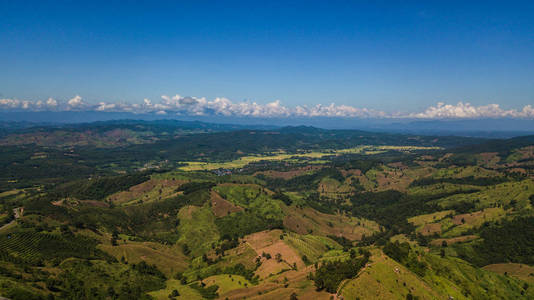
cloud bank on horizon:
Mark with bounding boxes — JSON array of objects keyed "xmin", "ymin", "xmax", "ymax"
[{"xmin": 1, "ymin": 95, "xmax": 533, "ymax": 119}]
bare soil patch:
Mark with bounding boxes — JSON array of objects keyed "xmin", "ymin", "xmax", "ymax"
[
  {"xmin": 109, "ymin": 179, "xmax": 185, "ymax": 204},
  {"xmin": 430, "ymin": 235, "xmax": 478, "ymax": 246},
  {"xmin": 339, "ymin": 169, "xmax": 362, "ymax": 177},
  {"xmin": 420, "ymin": 223, "xmax": 441, "ymax": 236},
  {"xmin": 283, "ymin": 207, "xmax": 378, "ymax": 241},
  {"xmin": 211, "ymin": 191, "xmax": 243, "ymax": 217},
  {"xmin": 255, "ymin": 166, "xmax": 322, "ymax": 179},
  {"xmin": 243, "ymin": 230, "xmax": 304, "ymax": 279},
  {"xmin": 80, "ymin": 200, "xmax": 109, "ymax": 208},
  {"xmin": 483, "ymin": 263, "xmax": 534, "ymax": 284}
]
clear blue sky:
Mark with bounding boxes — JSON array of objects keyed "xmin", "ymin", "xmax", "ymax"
[{"xmin": 1, "ymin": 0, "xmax": 533, "ymax": 112}]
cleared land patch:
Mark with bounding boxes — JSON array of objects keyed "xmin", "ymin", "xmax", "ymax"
[
  {"xmin": 203, "ymin": 274, "xmax": 252, "ymax": 295},
  {"xmin": 178, "ymin": 146, "xmax": 441, "ymax": 171},
  {"xmin": 430, "ymin": 235, "xmax": 478, "ymax": 247},
  {"xmin": 283, "ymin": 206, "xmax": 379, "ymax": 241},
  {"xmin": 210, "ymin": 191, "xmax": 243, "ymax": 217},
  {"xmin": 99, "ymin": 241, "xmax": 189, "ymax": 277},
  {"xmin": 483, "ymin": 263, "xmax": 534, "ymax": 285},
  {"xmin": 254, "ymin": 166, "xmax": 322, "ymax": 179},
  {"xmin": 108, "ymin": 178, "xmax": 185, "ymax": 205},
  {"xmin": 148, "ymin": 279, "xmax": 202, "ymax": 300},
  {"xmin": 243, "ymin": 230, "xmax": 304, "ymax": 279},
  {"xmin": 340, "ymin": 249, "xmax": 441, "ymax": 300},
  {"xmin": 408, "ymin": 210, "xmax": 454, "ymax": 227}
]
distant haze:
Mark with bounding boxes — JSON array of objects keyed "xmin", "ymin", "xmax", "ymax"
[{"xmin": 1, "ymin": 111, "xmax": 533, "ymax": 138}]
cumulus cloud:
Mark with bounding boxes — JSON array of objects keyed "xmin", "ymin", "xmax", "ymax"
[
  {"xmin": 410, "ymin": 102, "xmax": 534, "ymax": 119},
  {"xmin": 46, "ymin": 98, "xmax": 58, "ymax": 107},
  {"xmin": 67, "ymin": 95, "xmax": 84, "ymax": 109},
  {"xmin": 0, "ymin": 94, "xmax": 532, "ymax": 119},
  {"xmin": 96, "ymin": 102, "xmax": 116, "ymax": 111},
  {"xmin": 0, "ymin": 98, "xmax": 23, "ymax": 109}
]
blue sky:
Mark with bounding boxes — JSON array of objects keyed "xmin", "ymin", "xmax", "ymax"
[{"xmin": 1, "ymin": 0, "xmax": 533, "ymax": 118}]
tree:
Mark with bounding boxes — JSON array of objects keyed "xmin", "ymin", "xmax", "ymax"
[
  {"xmin": 107, "ymin": 286, "xmax": 115, "ymax": 297},
  {"xmin": 182, "ymin": 244, "xmax": 191, "ymax": 255}
]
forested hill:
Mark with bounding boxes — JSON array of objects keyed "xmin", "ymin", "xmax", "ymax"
[{"xmin": 0, "ymin": 120, "xmax": 485, "ymax": 149}]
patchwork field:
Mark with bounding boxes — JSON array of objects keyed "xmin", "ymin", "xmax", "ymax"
[
  {"xmin": 178, "ymin": 146, "xmax": 443, "ymax": 171},
  {"xmin": 108, "ymin": 178, "xmax": 185, "ymax": 205},
  {"xmin": 283, "ymin": 206, "xmax": 380, "ymax": 241},
  {"xmin": 243, "ymin": 230, "xmax": 305, "ymax": 279},
  {"xmin": 483, "ymin": 263, "xmax": 534, "ymax": 285},
  {"xmin": 98, "ymin": 241, "xmax": 189, "ymax": 276}
]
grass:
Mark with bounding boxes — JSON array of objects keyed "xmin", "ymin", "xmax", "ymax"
[
  {"xmin": 432, "ymin": 165, "xmax": 501, "ymax": 179},
  {"xmin": 340, "ymin": 249, "xmax": 441, "ymax": 300},
  {"xmin": 178, "ymin": 153, "xmax": 325, "ymax": 171},
  {"xmin": 178, "ymin": 146, "xmax": 442, "ymax": 171},
  {"xmin": 411, "ymin": 207, "xmax": 507, "ymax": 238},
  {"xmin": 341, "ymin": 247, "xmax": 534, "ymax": 300},
  {"xmin": 441, "ymin": 207, "xmax": 506, "ymax": 238},
  {"xmin": 483, "ymin": 263, "xmax": 534, "ymax": 285},
  {"xmin": 407, "ymin": 210, "xmax": 454, "ymax": 227},
  {"xmin": 177, "ymin": 205, "xmax": 219, "ymax": 256},
  {"xmin": 203, "ymin": 274, "xmax": 252, "ymax": 295},
  {"xmin": 283, "ymin": 206, "xmax": 380, "ymax": 241},
  {"xmin": 108, "ymin": 178, "xmax": 184, "ymax": 206},
  {"xmin": 408, "ymin": 182, "xmax": 481, "ymax": 197},
  {"xmin": 182, "ymin": 243, "xmax": 258, "ymax": 281},
  {"xmin": 151, "ymin": 170, "xmax": 218, "ymax": 181},
  {"xmin": 283, "ymin": 233, "xmax": 341, "ymax": 263},
  {"xmin": 320, "ymin": 249, "xmax": 350, "ymax": 262},
  {"xmin": 317, "ymin": 177, "xmax": 351, "ymax": 197},
  {"xmin": 436, "ymin": 179, "xmax": 534, "ymax": 210},
  {"xmin": 0, "ymin": 275, "xmax": 46, "ymax": 299},
  {"xmin": 0, "ymin": 189, "xmax": 24, "ymax": 198},
  {"xmin": 148, "ymin": 279, "xmax": 203, "ymax": 300},
  {"xmin": 98, "ymin": 241, "xmax": 189, "ymax": 277},
  {"xmin": 422, "ymin": 253, "xmax": 533, "ymax": 299},
  {"xmin": 214, "ymin": 184, "xmax": 285, "ymax": 220}
]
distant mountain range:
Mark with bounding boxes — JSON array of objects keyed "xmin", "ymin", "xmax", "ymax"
[{"xmin": 1, "ymin": 111, "xmax": 533, "ymax": 138}]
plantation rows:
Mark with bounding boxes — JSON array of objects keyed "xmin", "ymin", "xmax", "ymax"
[{"xmin": 0, "ymin": 231, "xmax": 100, "ymax": 264}]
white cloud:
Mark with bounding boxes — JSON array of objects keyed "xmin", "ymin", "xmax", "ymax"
[
  {"xmin": 46, "ymin": 98, "xmax": 58, "ymax": 107},
  {"xmin": 0, "ymin": 94, "xmax": 532, "ymax": 119},
  {"xmin": 0, "ymin": 99, "xmax": 23, "ymax": 109},
  {"xmin": 96, "ymin": 102, "xmax": 116, "ymax": 111},
  {"xmin": 410, "ymin": 102, "xmax": 534, "ymax": 119},
  {"xmin": 67, "ymin": 95, "xmax": 84, "ymax": 108}
]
